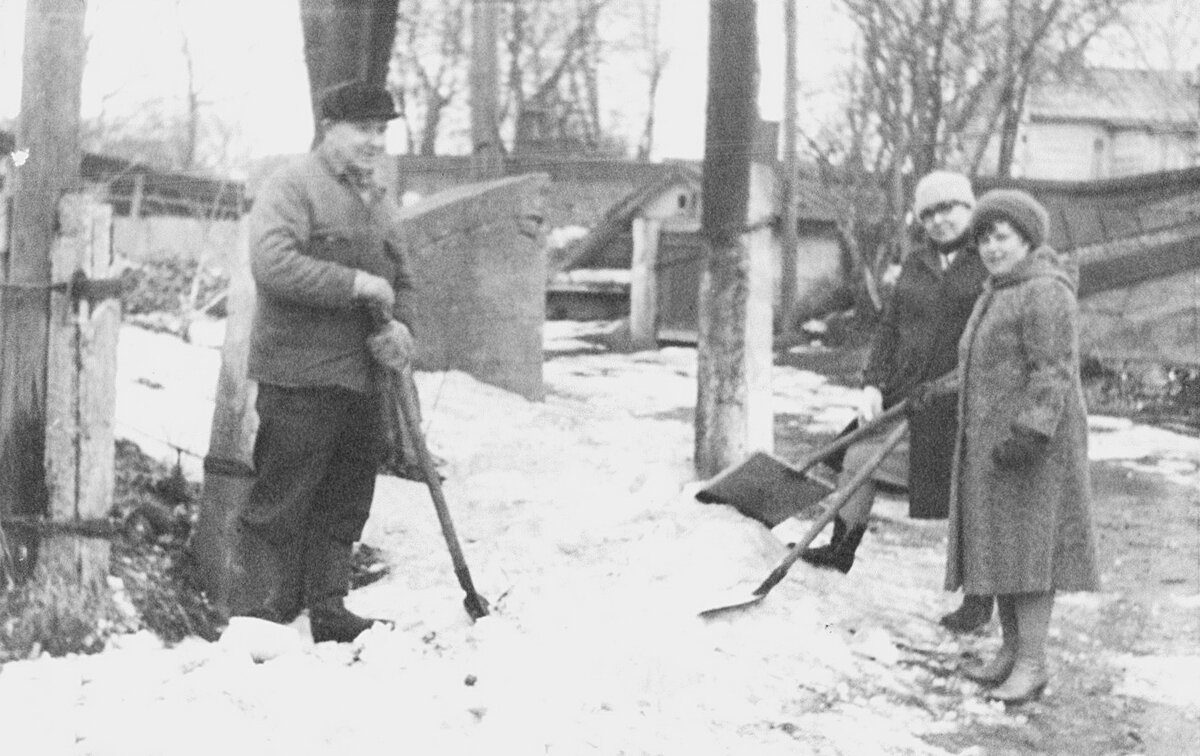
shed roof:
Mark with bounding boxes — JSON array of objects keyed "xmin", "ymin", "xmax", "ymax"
[
  {"xmin": 1027, "ymin": 67, "xmax": 1200, "ymax": 130},
  {"xmin": 0, "ymin": 129, "xmax": 246, "ymax": 219}
]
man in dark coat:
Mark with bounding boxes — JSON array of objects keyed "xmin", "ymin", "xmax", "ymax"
[
  {"xmin": 228, "ymin": 81, "xmax": 417, "ymax": 643},
  {"xmin": 800, "ymin": 170, "xmax": 994, "ymax": 633}
]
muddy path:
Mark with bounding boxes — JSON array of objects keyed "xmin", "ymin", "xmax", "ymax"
[
  {"xmin": 775, "ymin": 402, "xmax": 1200, "ymax": 755},
  {"xmin": 921, "ymin": 462, "xmax": 1200, "ymax": 755}
]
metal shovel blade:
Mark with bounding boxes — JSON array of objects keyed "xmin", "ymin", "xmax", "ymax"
[
  {"xmin": 697, "ymin": 422, "xmax": 909, "ymax": 618},
  {"xmin": 697, "ymin": 587, "xmax": 767, "ymax": 617},
  {"xmin": 696, "ymin": 451, "xmax": 835, "ymax": 527}
]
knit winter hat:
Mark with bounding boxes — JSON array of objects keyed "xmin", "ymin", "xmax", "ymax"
[
  {"xmin": 971, "ymin": 189, "xmax": 1050, "ymax": 248},
  {"xmin": 912, "ymin": 170, "xmax": 975, "ymax": 218}
]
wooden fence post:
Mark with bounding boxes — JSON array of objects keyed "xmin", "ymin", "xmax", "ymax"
[
  {"xmin": 42, "ymin": 191, "xmax": 117, "ymax": 587},
  {"xmin": 629, "ymin": 216, "xmax": 661, "ymax": 349}
]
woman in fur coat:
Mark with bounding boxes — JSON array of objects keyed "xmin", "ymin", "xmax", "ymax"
[{"xmin": 918, "ymin": 189, "xmax": 1099, "ymax": 704}]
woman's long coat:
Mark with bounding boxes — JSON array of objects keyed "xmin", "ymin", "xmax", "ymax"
[
  {"xmin": 946, "ymin": 248, "xmax": 1099, "ymax": 594},
  {"xmin": 858, "ymin": 239, "xmax": 988, "ymax": 518}
]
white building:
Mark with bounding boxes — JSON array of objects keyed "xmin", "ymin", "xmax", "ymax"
[{"xmin": 1013, "ymin": 68, "xmax": 1200, "ymax": 180}]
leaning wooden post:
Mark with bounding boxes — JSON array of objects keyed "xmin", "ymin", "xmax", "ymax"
[
  {"xmin": 189, "ymin": 220, "xmax": 256, "ymax": 611},
  {"xmin": 629, "ymin": 216, "xmax": 661, "ymax": 349},
  {"xmin": 42, "ymin": 192, "xmax": 118, "ymax": 586}
]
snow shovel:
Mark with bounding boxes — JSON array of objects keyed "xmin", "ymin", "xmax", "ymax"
[
  {"xmin": 373, "ymin": 314, "xmax": 490, "ymax": 620},
  {"xmin": 698, "ymin": 419, "xmax": 909, "ymax": 618},
  {"xmin": 695, "ymin": 400, "xmax": 909, "ymax": 528}
]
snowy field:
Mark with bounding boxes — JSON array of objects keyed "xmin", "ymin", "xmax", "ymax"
[{"xmin": 1, "ymin": 319, "xmax": 1197, "ymax": 755}]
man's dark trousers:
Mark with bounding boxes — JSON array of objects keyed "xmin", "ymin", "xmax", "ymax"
[{"xmin": 229, "ymin": 383, "xmax": 384, "ymax": 622}]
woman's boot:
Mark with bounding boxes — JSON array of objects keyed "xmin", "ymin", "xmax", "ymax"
[
  {"xmin": 963, "ymin": 595, "xmax": 1016, "ymax": 685},
  {"xmin": 799, "ymin": 481, "xmax": 873, "ymax": 574},
  {"xmin": 940, "ymin": 593, "xmax": 995, "ymax": 633},
  {"xmin": 987, "ymin": 591, "xmax": 1053, "ymax": 704},
  {"xmin": 799, "ymin": 516, "xmax": 867, "ymax": 574}
]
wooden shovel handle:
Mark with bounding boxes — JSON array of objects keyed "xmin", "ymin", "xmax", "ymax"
[
  {"xmin": 787, "ymin": 401, "xmax": 908, "ymax": 475},
  {"xmin": 788, "ymin": 370, "xmax": 956, "ymax": 476},
  {"xmin": 754, "ymin": 420, "xmax": 910, "ymax": 596}
]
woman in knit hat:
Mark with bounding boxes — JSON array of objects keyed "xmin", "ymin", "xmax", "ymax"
[
  {"xmin": 933, "ymin": 189, "xmax": 1099, "ymax": 703},
  {"xmin": 800, "ymin": 169, "xmax": 994, "ymax": 634}
]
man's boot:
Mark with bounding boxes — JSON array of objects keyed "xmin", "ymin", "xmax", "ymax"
[
  {"xmin": 305, "ymin": 538, "xmax": 388, "ymax": 643},
  {"xmin": 799, "ymin": 517, "xmax": 867, "ymax": 574},
  {"xmin": 940, "ymin": 594, "xmax": 994, "ymax": 633},
  {"xmin": 226, "ymin": 524, "xmax": 303, "ymax": 624}
]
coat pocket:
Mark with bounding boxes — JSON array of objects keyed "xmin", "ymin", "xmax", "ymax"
[{"xmin": 307, "ymin": 232, "xmax": 353, "ymax": 262}]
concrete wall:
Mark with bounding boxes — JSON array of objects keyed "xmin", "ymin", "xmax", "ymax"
[
  {"xmin": 401, "ymin": 174, "xmax": 550, "ymax": 400},
  {"xmin": 113, "ymin": 216, "xmax": 240, "ymax": 266}
]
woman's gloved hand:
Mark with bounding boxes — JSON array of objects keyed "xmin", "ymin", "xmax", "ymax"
[
  {"xmin": 856, "ymin": 385, "xmax": 884, "ymax": 424},
  {"xmin": 991, "ymin": 428, "xmax": 1050, "ymax": 469}
]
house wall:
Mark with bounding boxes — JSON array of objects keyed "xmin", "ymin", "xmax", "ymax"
[
  {"xmin": 1017, "ymin": 122, "xmax": 1106, "ymax": 180},
  {"xmin": 641, "ymin": 181, "xmax": 700, "ymax": 223},
  {"xmin": 1018, "ymin": 121, "xmax": 1200, "ymax": 181}
]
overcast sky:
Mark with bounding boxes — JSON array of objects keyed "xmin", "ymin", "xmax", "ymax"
[
  {"xmin": 0, "ymin": 0, "xmax": 854, "ymax": 167},
  {"xmin": 0, "ymin": 0, "xmax": 1193, "ymax": 170}
]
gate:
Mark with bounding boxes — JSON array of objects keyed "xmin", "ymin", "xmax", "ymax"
[{"xmin": 654, "ymin": 230, "xmax": 704, "ymax": 343}]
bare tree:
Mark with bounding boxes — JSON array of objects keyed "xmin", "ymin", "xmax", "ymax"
[
  {"xmin": 503, "ymin": 0, "xmax": 619, "ymax": 155},
  {"xmin": 1095, "ymin": 0, "xmax": 1200, "ymax": 70},
  {"xmin": 386, "ymin": 0, "xmax": 632, "ymax": 156},
  {"xmin": 620, "ymin": 0, "xmax": 671, "ymax": 160},
  {"xmin": 803, "ymin": 0, "xmax": 1138, "ymax": 312},
  {"xmin": 393, "ymin": 0, "xmax": 470, "ymax": 155}
]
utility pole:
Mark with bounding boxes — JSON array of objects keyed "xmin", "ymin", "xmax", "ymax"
[
  {"xmin": 1, "ymin": 0, "xmax": 88, "ymax": 580},
  {"xmin": 779, "ymin": 0, "xmax": 799, "ymax": 338},
  {"xmin": 695, "ymin": 0, "xmax": 771, "ymax": 478},
  {"xmin": 471, "ymin": 0, "xmax": 504, "ymax": 179}
]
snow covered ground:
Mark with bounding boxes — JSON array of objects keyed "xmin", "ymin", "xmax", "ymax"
[{"xmin": 2, "ymin": 319, "xmax": 1197, "ymax": 755}]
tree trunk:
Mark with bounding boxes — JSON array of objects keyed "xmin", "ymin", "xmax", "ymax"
[
  {"xmin": 695, "ymin": 0, "xmax": 767, "ymax": 479},
  {"xmin": 0, "ymin": 0, "xmax": 87, "ymax": 583},
  {"xmin": 470, "ymin": 0, "xmax": 504, "ymax": 178},
  {"xmin": 300, "ymin": 0, "xmax": 400, "ymax": 145},
  {"xmin": 778, "ymin": 0, "xmax": 799, "ymax": 337},
  {"xmin": 996, "ymin": 80, "xmax": 1028, "ymax": 178}
]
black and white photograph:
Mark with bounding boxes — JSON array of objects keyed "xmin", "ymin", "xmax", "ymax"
[{"xmin": 0, "ymin": 0, "xmax": 1197, "ymax": 753}]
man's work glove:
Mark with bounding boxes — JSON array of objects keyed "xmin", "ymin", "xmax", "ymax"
[
  {"xmin": 855, "ymin": 385, "xmax": 884, "ymax": 424},
  {"xmin": 353, "ymin": 271, "xmax": 395, "ymax": 311},
  {"xmin": 991, "ymin": 428, "xmax": 1050, "ymax": 470},
  {"xmin": 368, "ymin": 320, "xmax": 414, "ymax": 372}
]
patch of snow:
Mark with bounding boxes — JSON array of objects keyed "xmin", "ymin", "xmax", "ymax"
[
  {"xmin": 7, "ymin": 320, "xmax": 1197, "ymax": 753},
  {"xmin": 1112, "ymin": 654, "xmax": 1200, "ymax": 710},
  {"xmin": 546, "ymin": 224, "xmax": 589, "ymax": 250}
]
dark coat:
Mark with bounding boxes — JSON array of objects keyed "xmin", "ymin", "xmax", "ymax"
[
  {"xmin": 946, "ymin": 248, "xmax": 1099, "ymax": 594},
  {"xmin": 248, "ymin": 149, "xmax": 416, "ymax": 395},
  {"xmin": 861, "ymin": 238, "xmax": 989, "ymax": 518}
]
